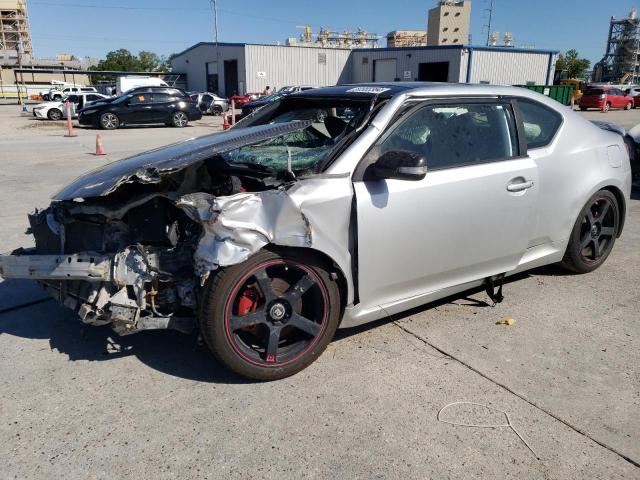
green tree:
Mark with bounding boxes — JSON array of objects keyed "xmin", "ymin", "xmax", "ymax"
[
  {"xmin": 556, "ymin": 49, "xmax": 591, "ymax": 79},
  {"xmin": 138, "ymin": 51, "xmax": 162, "ymax": 71},
  {"xmin": 93, "ymin": 48, "xmax": 141, "ymax": 71},
  {"xmin": 160, "ymin": 53, "xmax": 178, "ymax": 72}
]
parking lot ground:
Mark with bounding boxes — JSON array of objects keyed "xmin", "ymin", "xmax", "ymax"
[
  {"xmin": 1, "ymin": 104, "xmax": 639, "ymax": 479},
  {"xmin": 579, "ymin": 107, "xmax": 640, "ymax": 131}
]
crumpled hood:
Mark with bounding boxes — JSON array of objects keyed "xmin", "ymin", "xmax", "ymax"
[{"xmin": 53, "ymin": 120, "xmax": 312, "ymax": 201}]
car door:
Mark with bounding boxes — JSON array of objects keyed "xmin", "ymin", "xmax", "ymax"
[
  {"xmin": 201, "ymin": 94, "xmax": 214, "ymax": 113},
  {"xmin": 354, "ymin": 99, "xmax": 538, "ymax": 308},
  {"xmin": 125, "ymin": 92, "xmax": 154, "ymax": 123},
  {"xmin": 66, "ymin": 95, "xmax": 79, "ymax": 117},
  {"xmin": 609, "ymin": 89, "xmax": 621, "ymax": 108},
  {"xmin": 149, "ymin": 93, "xmax": 174, "ymax": 122}
]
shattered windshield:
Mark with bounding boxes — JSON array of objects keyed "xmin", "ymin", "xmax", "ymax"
[{"xmin": 222, "ymin": 100, "xmax": 369, "ymax": 175}]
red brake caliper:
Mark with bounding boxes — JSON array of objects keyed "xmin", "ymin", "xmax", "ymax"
[{"xmin": 237, "ymin": 286, "xmax": 259, "ymax": 316}]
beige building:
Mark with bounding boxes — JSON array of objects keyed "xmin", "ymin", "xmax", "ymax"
[
  {"xmin": 427, "ymin": 0, "xmax": 471, "ymax": 46},
  {"xmin": 0, "ymin": 0, "xmax": 32, "ymax": 62},
  {"xmin": 386, "ymin": 30, "xmax": 428, "ymax": 48}
]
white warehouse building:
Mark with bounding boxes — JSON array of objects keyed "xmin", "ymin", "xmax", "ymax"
[{"xmin": 171, "ymin": 42, "xmax": 557, "ymax": 96}]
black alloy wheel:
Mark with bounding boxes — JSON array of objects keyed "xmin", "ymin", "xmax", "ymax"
[
  {"xmin": 562, "ymin": 190, "xmax": 619, "ymax": 273},
  {"xmin": 200, "ymin": 249, "xmax": 341, "ymax": 380}
]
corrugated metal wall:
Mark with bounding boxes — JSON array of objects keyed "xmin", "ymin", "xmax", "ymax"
[
  {"xmin": 244, "ymin": 45, "xmax": 352, "ymax": 92},
  {"xmin": 171, "ymin": 43, "xmax": 246, "ymax": 95},
  {"xmin": 350, "ymin": 48, "xmax": 464, "ymax": 83},
  {"xmin": 468, "ymin": 50, "xmax": 553, "ymax": 85},
  {"xmin": 171, "ymin": 43, "xmax": 557, "ymax": 94}
]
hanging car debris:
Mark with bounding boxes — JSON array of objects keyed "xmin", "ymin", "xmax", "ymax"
[{"xmin": 0, "ymin": 83, "xmax": 632, "ymax": 380}]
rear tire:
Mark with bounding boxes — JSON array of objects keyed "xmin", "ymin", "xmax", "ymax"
[
  {"xmin": 171, "ymin": 111, "xmax": 189, "ymax": 127},
  {"xmin": 603, "ymin": 102, "xmax": 611, "ymax": 112},
  {"xmin": 579, "ymin": 107, "xmax": 587, "ymax": 111},
  {"xmin": 561, "ymin": 190, "xmax": 619, "ymax": 274},
  {"xmin": 47, "ymin": 108, "xmax": 62, "ymax": 120},
  {"xmin": 199, "ymin": 248, "xmax": 341, "ymax": 381},
  {"xmin": 625, "ymin": 101, "xmax": 633, "ymax": 110}
]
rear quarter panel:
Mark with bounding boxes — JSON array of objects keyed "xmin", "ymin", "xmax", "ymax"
[{"xmin": 529, "ymin": 109, "xmax": 631, "ymax": 254}]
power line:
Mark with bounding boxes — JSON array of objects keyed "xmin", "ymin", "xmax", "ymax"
[{"xmin": 29, "ymin": 1, "xmax": 327, "ymax": 27}]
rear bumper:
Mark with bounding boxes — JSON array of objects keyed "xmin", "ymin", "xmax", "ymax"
[
  {"xmin": 188, "ymin": 110, "xmax": 203, "ymax": 121},
  {"xmin": 579, "ymin": 100, "xmax": 604, "ymax": 109}
]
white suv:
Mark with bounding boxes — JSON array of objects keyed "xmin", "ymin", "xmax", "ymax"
[{"xmin": 47, "ymin": 86, "xmax": 98, "ymax": 101}]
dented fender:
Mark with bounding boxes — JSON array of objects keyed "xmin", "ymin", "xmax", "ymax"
[{"xmin": 176, "ymin": 175, "xmax": 356, "ymax": 304}]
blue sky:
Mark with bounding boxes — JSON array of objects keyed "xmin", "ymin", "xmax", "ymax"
[{"xmin": 28, "ymin": 0, "xmax": 635, "ymax": 65}]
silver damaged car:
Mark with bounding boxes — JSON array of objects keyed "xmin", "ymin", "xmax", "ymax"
[{"xmin": 0, "ymin": 83, "xmax": 632, "ymax": 380}]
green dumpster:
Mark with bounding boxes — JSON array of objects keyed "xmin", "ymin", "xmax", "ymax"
[{"xmin": 514, "ymin": 84, "xmax": 575, "ymax": 106}]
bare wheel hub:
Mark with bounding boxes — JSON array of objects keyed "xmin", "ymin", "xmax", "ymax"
[{"xmin": 268, "ymin": 301, "xmax": 289, "ymax": 323}]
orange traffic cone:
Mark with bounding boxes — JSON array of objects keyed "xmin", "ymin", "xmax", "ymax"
[
  {"xmin": 94, "ymin": 134, "xmax": 106, "ymax": 155},
  {"xmin": 223, "ymin": 115, "xmax": 230, "ymax": 130}
]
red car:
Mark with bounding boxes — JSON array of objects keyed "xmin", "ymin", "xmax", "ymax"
[
  {"xmin": 230, "ymin": 92, "xmax": 263, "ymax": 106},
  {"xmin": 579, "ymin": 86, "xmax": 633, "ymax": 112}
]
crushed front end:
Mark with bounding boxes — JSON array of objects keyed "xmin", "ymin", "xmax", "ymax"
[
  {"xmin": 0, "ymin": 121, "xmax": 324, "ymax": 335},
  {"xmin": 2, "ymin": 195, "xmax": 202, "ymax": 335}
]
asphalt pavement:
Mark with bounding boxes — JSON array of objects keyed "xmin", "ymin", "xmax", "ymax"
[{"xmin": 0, "ymin": 104, "xmax": 639, "ymax": 479}]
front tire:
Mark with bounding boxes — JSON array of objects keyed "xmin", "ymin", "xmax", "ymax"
[
  {"xmin": 171, "ymin": 111, "xmax": 189, "ymax": 127},
  {"xmin": 562, "ymin": 190, "xmax": 620, "ymax": 273},
  {"xmin": 579, "ymin": 106, "xmax": 587, "ymax": 111},
  {"xmin": 603, "ymin": 102, "xmax": 611, "ymax": 112},
  {"xmin": 99, "ymin": 112, "xmax": 119, "ymax": 130},
  {"xmin": 625, "ymin": 101, "xmax": 633, "ymax": 110},
  {"xmin": 199, "ymin": 249, "xmax": 341, "ymax": 381},
  {"xmin": 47, "ymin": 108, "xmax": 62, "ymax": 120}
]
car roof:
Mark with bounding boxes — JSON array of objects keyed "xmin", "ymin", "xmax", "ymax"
[
  {"xmin": 294, "ymin": 83, "xmax": 418, "ymax": 99},
  {"xmin": 127, "ymin": 86, "xmax": 183, "ymax": 92},
  {"xmin": 286, "ymin": 82, "xmax": 575, "ymax": 115}
]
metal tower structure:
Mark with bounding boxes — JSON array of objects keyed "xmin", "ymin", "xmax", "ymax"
[
  {"xmin": 593, "ymin": 8, "xmax": 640, "ymax": 84},
  {"xmin": 0, "ymin": 0, "xmax": 32, "ymax": 60}
]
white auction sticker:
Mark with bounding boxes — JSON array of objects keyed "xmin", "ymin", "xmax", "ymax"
[{"xmin": 345, "ymin": 87, "xmax": 391, "ymax": 94}]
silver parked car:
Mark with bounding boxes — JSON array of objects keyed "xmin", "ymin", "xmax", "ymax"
[
  {"xmin": 0, "ymin": 83, "xmax": 632, "ymax": 380},
  {"xmin": 188, "ymin": 91, "xmax": 229, "ymax": 115}
]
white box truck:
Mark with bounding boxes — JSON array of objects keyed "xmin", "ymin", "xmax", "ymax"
[{"xmin": 116, "ymin": 76, "xmax": 168, "ymax": 95}]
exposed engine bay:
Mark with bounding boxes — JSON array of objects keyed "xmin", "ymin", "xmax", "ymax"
[{"xmin": 16, "ymin": 161, "xmax": 281, "ymax": 334}]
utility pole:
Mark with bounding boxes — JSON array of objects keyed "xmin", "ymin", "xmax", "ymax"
[
  {"xmin": 485, "ymin": 0, "xmax": 494, "ymax": 46},
  {"xmin": 209, "ymin": 0, "xmax": 220, "ymax": 94},
  {"xmin": 210, "ymin": 0, "xmax": 219, "ymax": 44},
  {"xmin": 16, "ymin": 35, "xmax": 24, "ymax": 106}
]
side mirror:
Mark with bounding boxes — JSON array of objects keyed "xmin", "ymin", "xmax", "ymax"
[{"xmin": 372, "ymin": 150, "xmax": 427, "ymax": 181}]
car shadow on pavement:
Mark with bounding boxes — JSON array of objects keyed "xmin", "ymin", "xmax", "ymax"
[
  {"xmin": 0, "ymin": 261, "xmax": 602, "ymax": 382},
  {"xmin": 0, "ymin": 282, "xmax": 250, "ymax": 385},
  {"xmin": 335, "ymin": 269, "xmax": 551, "ymax": 341}
]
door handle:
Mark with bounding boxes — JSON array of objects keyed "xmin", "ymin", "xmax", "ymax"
[{"xmin": 506, "ymin": 180, "xmax": 534, "ymax": 192}]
